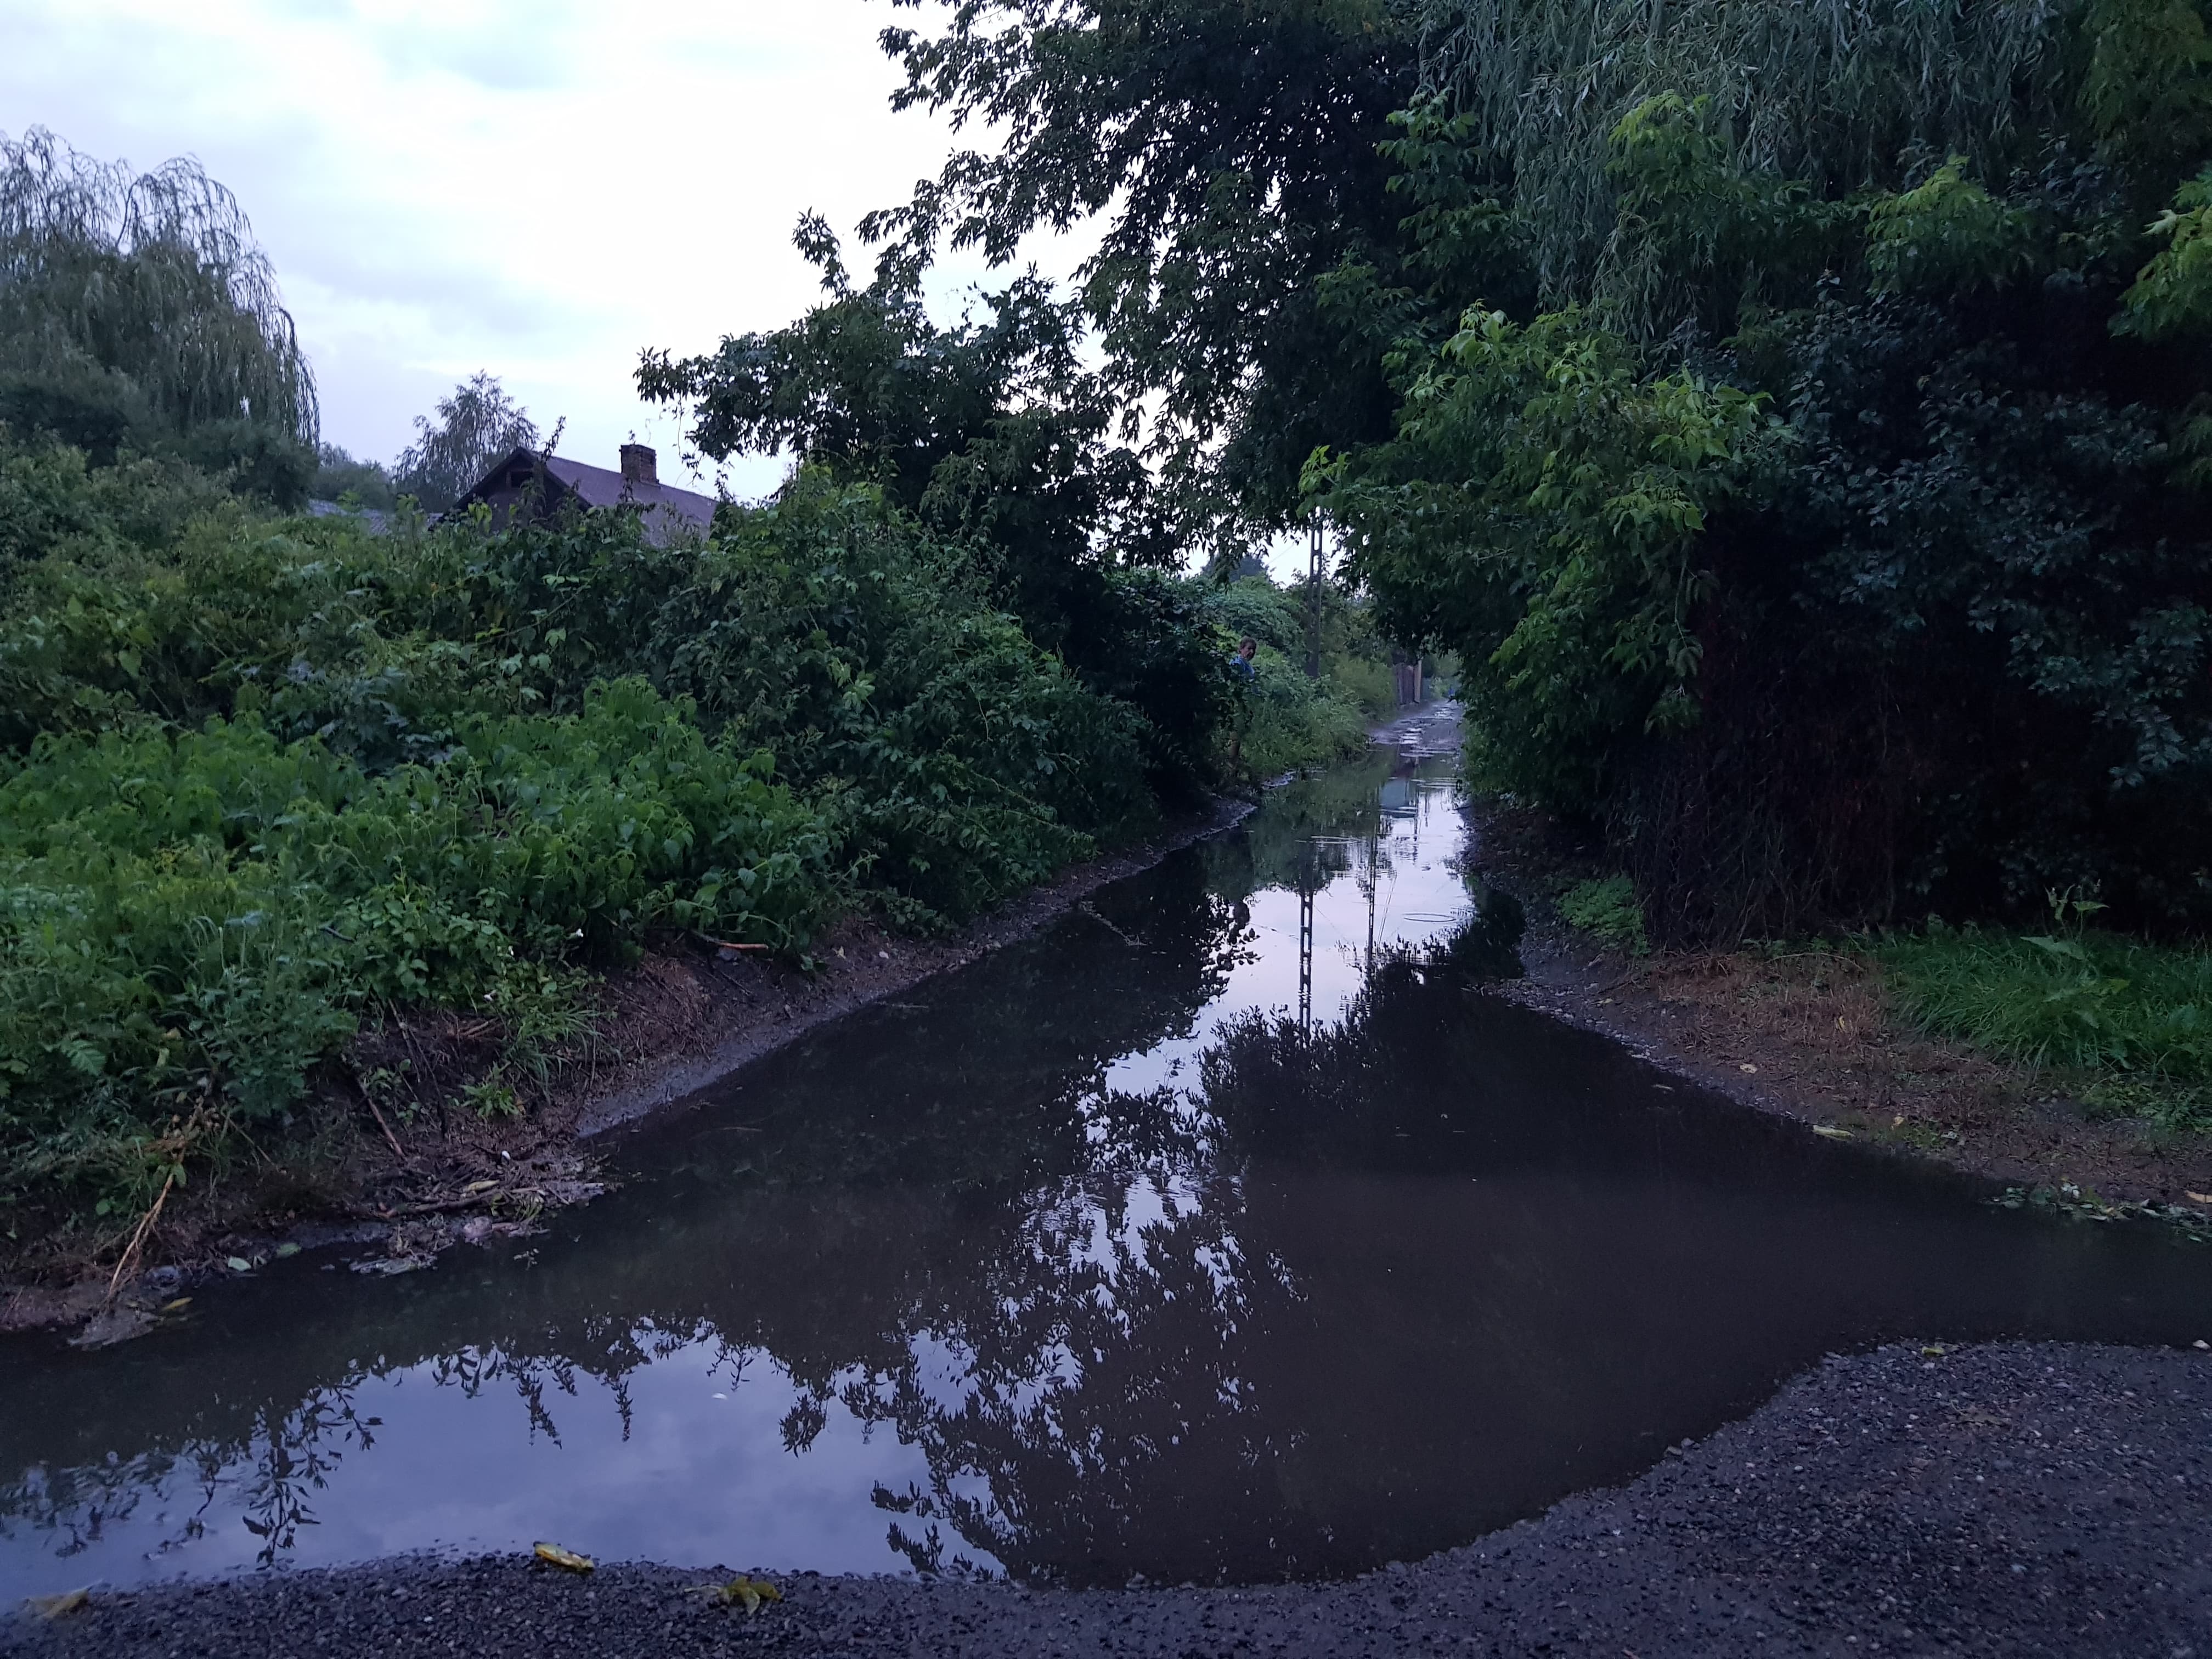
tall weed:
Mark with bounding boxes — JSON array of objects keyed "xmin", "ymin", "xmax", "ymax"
[
  {"xmin": 0, "ymin": 682, "xmax": 834, "ymax": 1207},
  {"xmin": 0, "ymin": 439, "xmax": 1396, "ymax": 1228},
  {"xmin": 1881, "ymin": 922, "xmax": 2212, "ymax": 1128}
]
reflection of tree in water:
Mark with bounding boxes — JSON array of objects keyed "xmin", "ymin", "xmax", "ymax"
[
  {"xmin": 17, "ymin": 895, "xmax": 2208, "ymax": 1588},
  {"xmin": 0, "ymin": 860, "xmax": 1525, "ymax": 1588},
  {"xmin": 233, "ymin": 1384, "xmax": 381, "ymax": 1561},
  {"xmin": 800, "ymin": 931, "xmax": 1522, "ymax": 1587},
  {"xmin": 1210, "ymin": 745, "xmax": 1399, "ymax": 900},
  {"xmin": 0, "ymin": 1381, "xmax": 383, "ymax": 1570},
  {"xmin": 0, "ymin": 1311, "xmax": 723, "ymax": 1572}
]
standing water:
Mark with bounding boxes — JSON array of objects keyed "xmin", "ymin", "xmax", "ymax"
[{"xmin": 3, "ymin": 708, "xmax": 2209, "ymax": 1597}]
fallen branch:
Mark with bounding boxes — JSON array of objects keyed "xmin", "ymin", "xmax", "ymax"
[
  {"xmin": 378, "ymin": 1193, "xmax": 505, "ymax": 1218},
  {"xmin": 105, "ymin": 1169, "xmax": 176, "ymax": 1303},
  {"xmin": 362, "ymin": 1093, "xmax": 407, "ymax": 1162},
  {"xmin": 690, "ymin": 929, "xmax": 769, "ymax": 954}
]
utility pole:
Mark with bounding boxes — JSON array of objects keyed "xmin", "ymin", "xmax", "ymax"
[
  {"xmin": 1364, "ymin": 827, "xmax": 1378, "ymax": 973},
  {"xmin": 1305, "ymin": 514, "xmax": 1324, "ymax": 680},
  {"xmin": 1297, "ymin": 876, "xmax": 1316, "ymax": 1041}
]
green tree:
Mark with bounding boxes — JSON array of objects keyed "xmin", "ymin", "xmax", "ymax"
[
  {"xmin": 640, "ymin": 218, "xmax": 1231, "ymax": 791},
  {"xmin": 311, "ymin": 443, "xmax": 398, "ymax": 510},
  {"xmin": 393, "ymin": 372, "xmax": 537, "ymax": 510},
  {"xmin": 0, "ymin": 127, "xmax": 317, "ymax": 503},
  {"xmin": 862, "ymin": 0, "xmax": 1425, "ymax": 537},
  {"xmin": 1322, "ymin": 0, "xmax": 2212, "ymax": 939}
]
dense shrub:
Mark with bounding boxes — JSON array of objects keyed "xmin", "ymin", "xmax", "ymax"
[
  {"xmin": 0, "ymin": 441, "xmax": 1255, "ymax": 1224},
  {"xmin": 0, "ymin": 681, "xmax": 833, "ymax": 1206},
  {"xmin": 1230, "ymin": 651, "xmax": 1374, "ymax": 780},
  {"xmin": 1323, "ymin": 0, "xmax": 2212, "ymax": 941},
  {"xmin": 1208, "ymin": 574, "xmax": 1405, "ymax": 778}
]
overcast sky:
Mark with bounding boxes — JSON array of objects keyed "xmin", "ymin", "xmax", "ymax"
[{"xmin": 1, "ymin": 0, "xmax": 1081, "ymax": 499}]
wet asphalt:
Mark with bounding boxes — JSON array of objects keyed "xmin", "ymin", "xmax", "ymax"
[{"xmin": 6, "ymin": 1340, "xmax": 2207, "ymax": 1657}]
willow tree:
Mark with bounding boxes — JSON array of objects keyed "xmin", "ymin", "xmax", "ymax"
[
  {"xmin": 1413, "ymin": 0, "xmax": 2079, "ymax": 322},
  {"xmin": 392, "ymin": 372, "xmax": 537, "ymax": 510},
  {"xmin": 1322, "ymin": 0, "xmax": 2212, "ymax": 939},
  {"xmin": 0, "ymin": 128, "xmax": 317, "ymax": 498}
]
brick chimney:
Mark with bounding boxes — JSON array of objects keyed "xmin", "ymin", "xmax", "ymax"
[{"xmin": 619, "ymin": 443, "xmax": 658, "ymax": 488}]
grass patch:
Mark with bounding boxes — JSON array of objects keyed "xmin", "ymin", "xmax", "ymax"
[
  {"xmin": 1558, "ymin": 874, "xmax": 1650, "ymax": 956},
  {"xmin": 1880, "ymin": 920, "xmax": 2212, "ymax": 1131}
]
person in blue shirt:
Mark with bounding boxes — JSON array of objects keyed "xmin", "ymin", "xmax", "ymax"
[{"xmin": 1229, "ymin": 636, "xmax": 1258, "ymax": 680}]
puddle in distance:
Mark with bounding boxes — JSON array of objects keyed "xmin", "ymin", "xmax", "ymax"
[{"xmin": 4, "ymin": 718, "xmax": 2211, "ymax": 1599}]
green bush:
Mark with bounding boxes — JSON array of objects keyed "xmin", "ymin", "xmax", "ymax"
[
  {"xmin": 1229, "ymin": 648, "xmax": 1374, "ymax": 780},
  {"xmin": 1207, "ymin": 574, "xmax": 1406, "ymax": 781},
  {"xmin": 0, "ymin": 440, "xmax": 1224, "ymax": 1227},
  {"xmin": 0, "ymin": 681, "xmax": 835, "ymax": 1206}
]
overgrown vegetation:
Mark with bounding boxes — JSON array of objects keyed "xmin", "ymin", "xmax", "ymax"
[
  {"xmin": 0, "ymin": 406, "xmax": 1405, "ymax": 1243},
  {"xmin": 1882, "ymin": 903, "xmax": 2212, "ymax": 1131},
  {"xmin": 0, "ymin": 117, "xmax": 1432, "ymax": 1251},
  {"xmin": 862, "ymin": 0, "xmax": 2212, "ymax": 952},
  {"xmin": 1208, "ymin": 575, "xmax": 1400, "ymax": 778}
]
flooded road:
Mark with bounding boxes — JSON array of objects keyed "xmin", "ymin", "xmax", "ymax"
[{"xmin": 4, "ymin": 713, "xmax": 2209, "ymax": 1599}]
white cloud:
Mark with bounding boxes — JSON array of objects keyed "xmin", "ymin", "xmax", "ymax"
[{"xmin": 1, "ymin": 0, "xmax": 1084, "ymax": 497}]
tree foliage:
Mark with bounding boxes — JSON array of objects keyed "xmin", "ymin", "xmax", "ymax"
[
  {"xmin": 311, "ymin": 442, "xmax": 399, "ymax": 510},
  {"xmin": 862, "ymin": 0, "xmax": 1425, "ymax": 531},
  {"xmin": 639, "ymin": 221, "xmax": 1232, "ymax": 792},
  {"xmin": 0, "ymin": 128, "xmax": 317, "ymax": 502},
  {"xmin": 393, "ymin": 371, "xmax": 537, "ymax": 510},
  {"xmin": 1314, "ymin": 0, "xmax": 2212, "ymax": 940}
]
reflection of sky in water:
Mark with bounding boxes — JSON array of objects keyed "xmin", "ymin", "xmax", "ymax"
[
  {"xmin": 3, "ymin": 1341, "xmax": 951, "ymax": 1591},
  {"xmin": 0, "ymin": 752, "xmax": 1464, "ymax": 1599},
  {"xmin": 1103, "ymin": 769, "xmax": 1466, "ymax": 1098},
  {"xmin": 13, "ymin": 724, "xmax": 2206, "ymax": 1600}
]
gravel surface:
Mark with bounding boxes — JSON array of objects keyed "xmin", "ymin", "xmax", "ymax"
[{"xmin": 8, "ymin": 1341, "xmax": 2208, "ymax": 1657}]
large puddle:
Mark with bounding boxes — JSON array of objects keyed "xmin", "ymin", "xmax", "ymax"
[{"xmin": 4, "ymin": 715, "xmax": 2210, "ymax": 1599}]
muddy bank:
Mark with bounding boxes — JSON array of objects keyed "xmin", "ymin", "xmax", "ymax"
[
  {"xmin": 1463, "ymin": 799, "xmax": 2212, "ymax": 1210},
  {"xmin": 0, "ymin": 793, "xmax": 1254, "ymax": 1338},
  {"xmin": 7, "ymin": 1340, "xmax": 2205, "ymax": 1656}
]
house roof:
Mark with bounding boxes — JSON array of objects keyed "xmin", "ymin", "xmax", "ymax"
[
  {"xmin": 452, "ymin": 447, "xmax": 721, "ymax": 543},
  {"xmin": 306, "ymin": 499, "xmax": 393, "ymax": 533},
  {"xmin": 542, "ymin": 453, "xmax": 719, "ymax": 534}
]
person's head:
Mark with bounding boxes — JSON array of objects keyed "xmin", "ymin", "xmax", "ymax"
[{"xmin": 1237, "ymin": 636, "xmax": 1257, "ymax": 661}]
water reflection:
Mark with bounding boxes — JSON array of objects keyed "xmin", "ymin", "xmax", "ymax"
[{"xmin": 3, "ymin": 738, "xmax": 2209, "ymax": 1598}]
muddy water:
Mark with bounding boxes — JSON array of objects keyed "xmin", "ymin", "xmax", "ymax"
[{"xmin": 4, "ymin": 715, "xmax": 2210, "ymax": 1599}]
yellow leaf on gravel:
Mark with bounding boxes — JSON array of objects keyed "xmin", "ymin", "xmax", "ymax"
[
  {"xmin": 2186, "ymin": 1192, "xmax": 2212, "ymax": 1206},
  {"xmin": 1812, "ymin": 1125, "xmax": 1854, "ymax": 1141},
  {"xmin": 27, "ymin": 1589, "xmax": 89, "ymax": 1619},
  {"xmin": 692, "ymin": 1574, "xmax": 782, "ymax": 1613},
  {"xmin": 533, "ymin": 1542, "xmax": 594, "ymax": 1573}
]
